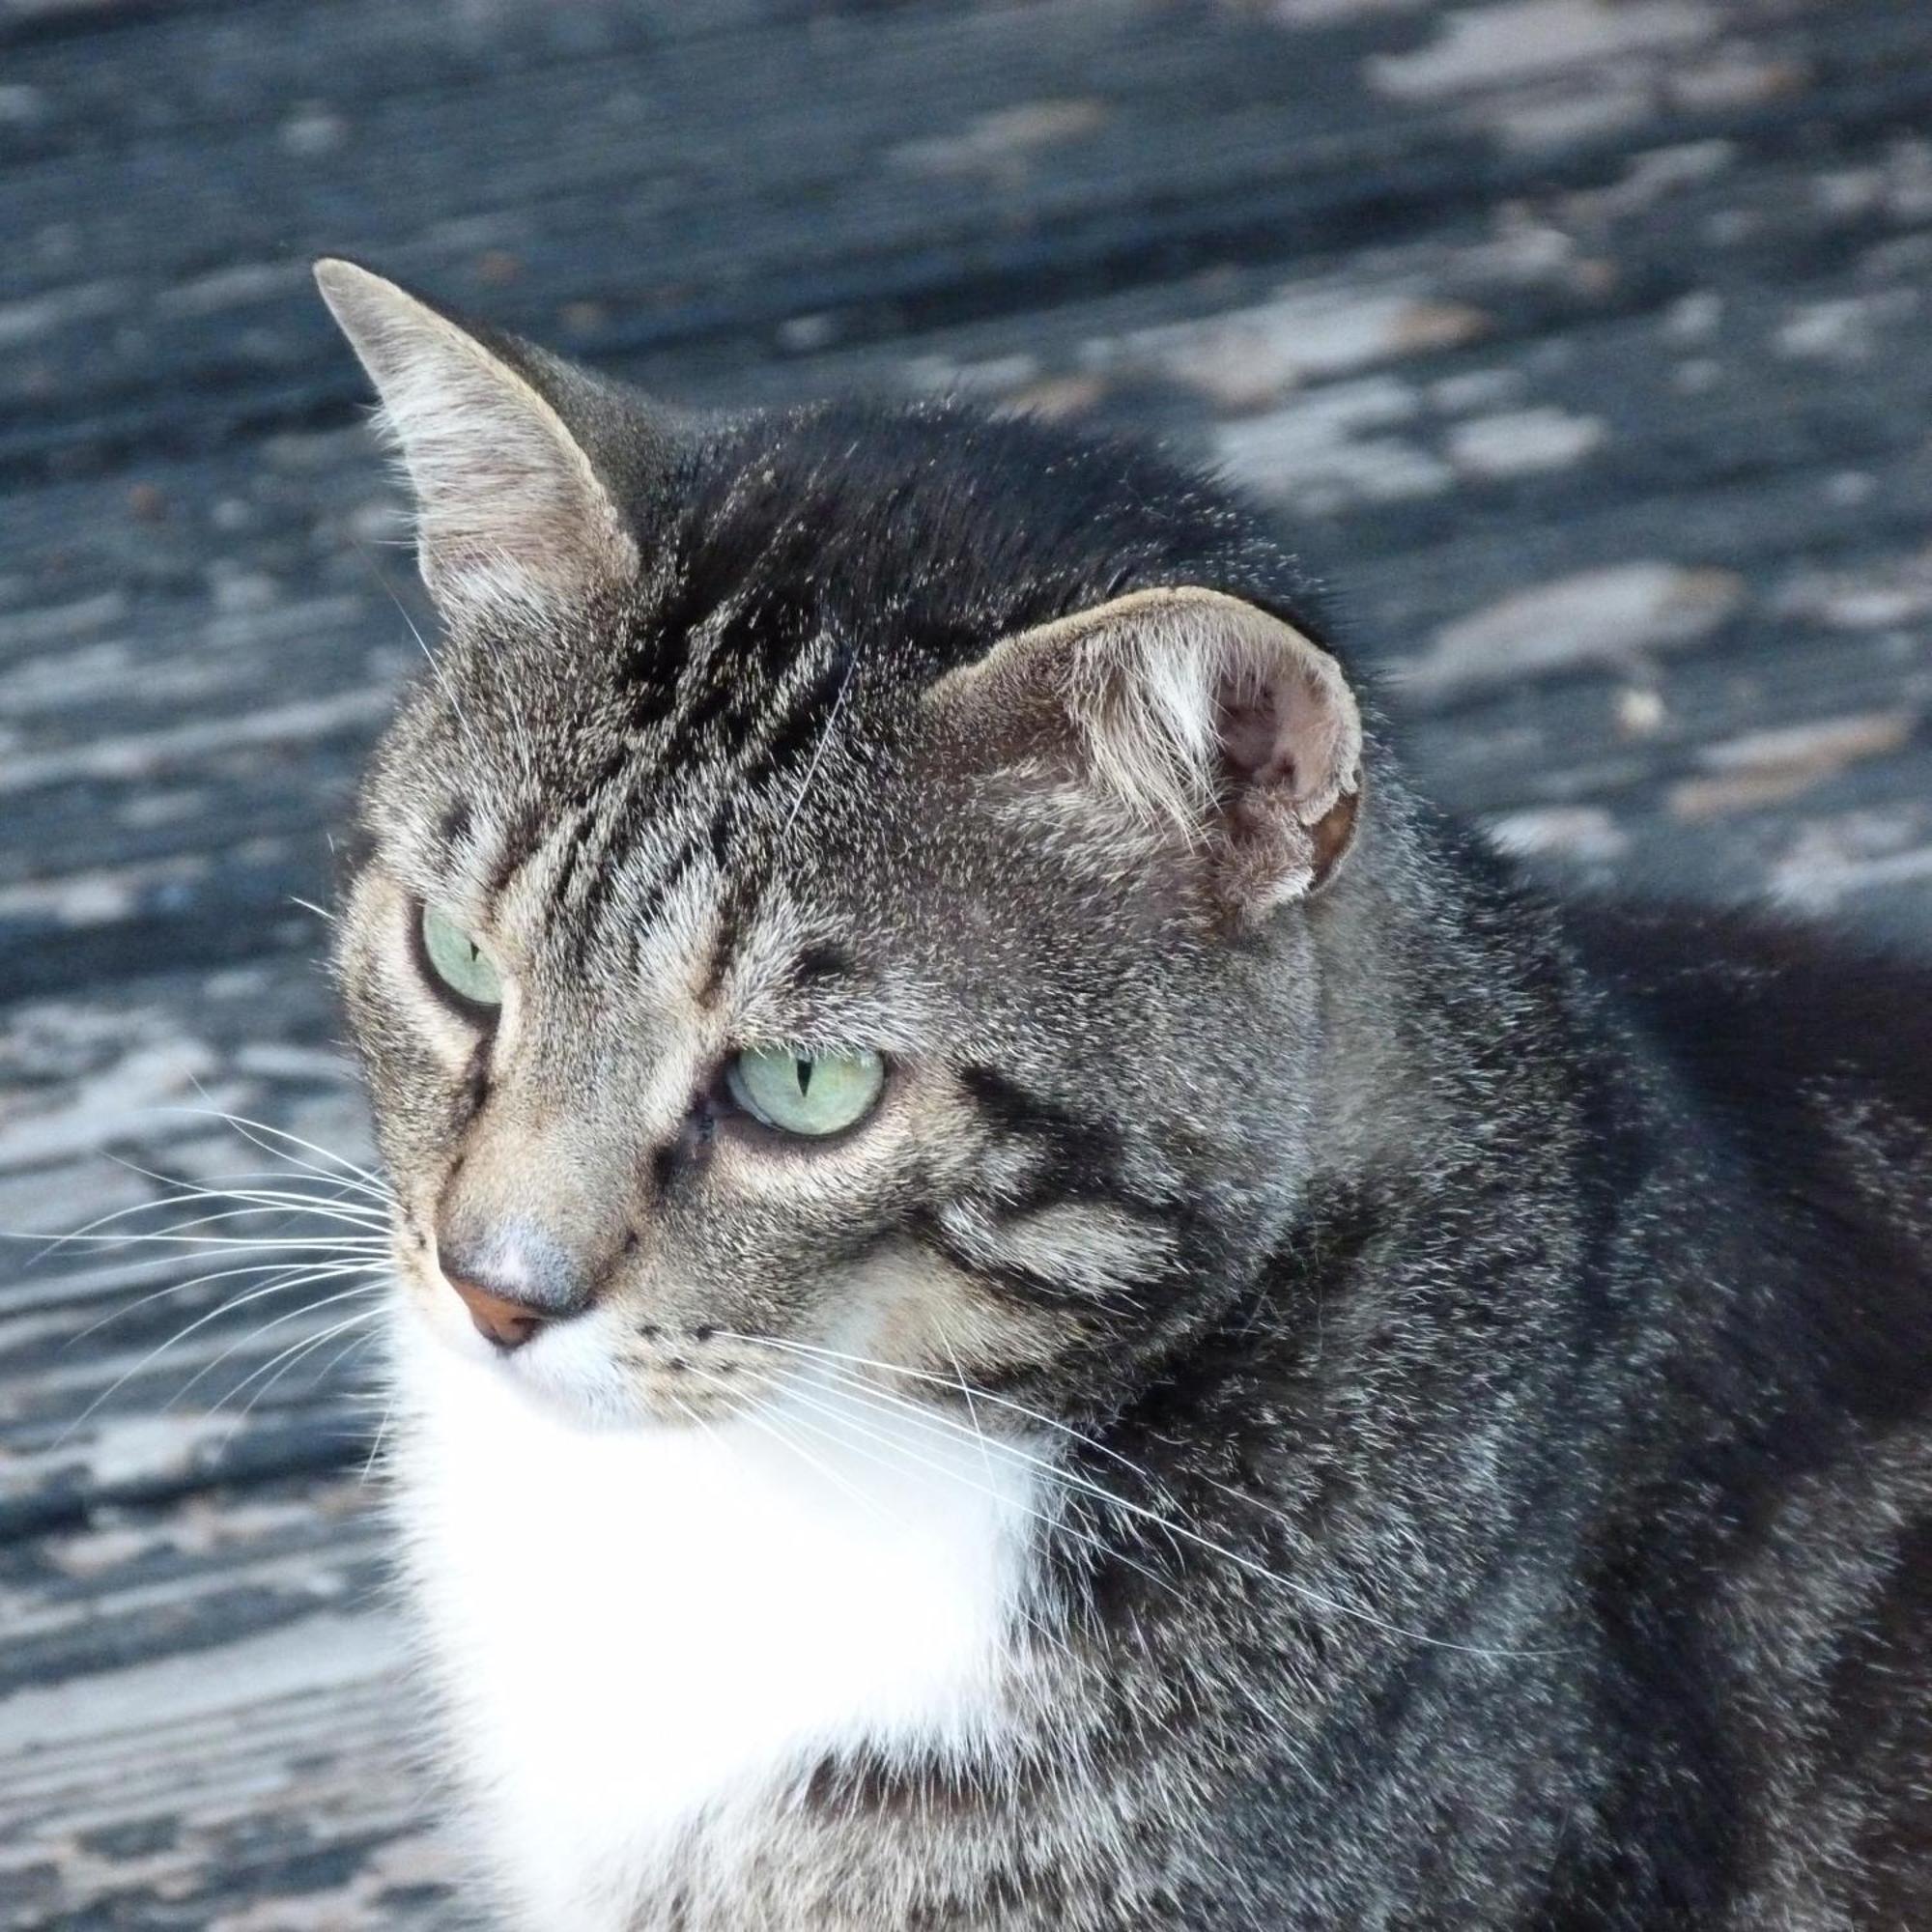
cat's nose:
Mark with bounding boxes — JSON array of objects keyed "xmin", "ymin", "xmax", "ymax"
[
  {"xmin": 444, "ymin": 1273, "xmax": 550, "ymax": 1350},
  {"xmin": 435, "ymin": 1219, "xmax": 588, "ymax": 1351}
]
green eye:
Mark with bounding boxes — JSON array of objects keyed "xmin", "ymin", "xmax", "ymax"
[
  {"xmin": 724, "ymin": 1046, "xmax": 885, "ymax": 1138},
  {"xmin": 419, "ymin": 903, "xmax": 502, "ymax": 1009}
]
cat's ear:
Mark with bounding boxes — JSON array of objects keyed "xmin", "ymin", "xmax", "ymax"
[
  {"xmin": 932, "ymin": 586, "xmax": 1364, "ymax": 916},
  {"xmin": 313, "ymin": 259, "xmax": 639, "ymax": 616}
]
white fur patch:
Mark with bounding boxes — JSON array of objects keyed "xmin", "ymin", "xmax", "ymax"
[{"xmin": 389, "ymin": 1322, "xmax": 1045, "ymax": 1928}]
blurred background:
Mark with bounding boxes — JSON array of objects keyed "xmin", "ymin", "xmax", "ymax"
[{"xmin": 3, "ymin": 0, "xmax": 1930, "ymax": 1922}]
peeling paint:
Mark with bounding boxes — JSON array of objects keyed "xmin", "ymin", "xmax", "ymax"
[
  {"xmin": 892, "ymin": 99, "xmax": 1107, "ymax": 178},
  {"xmin": 1446, "ymin": 406, "xmax": 1604, "ymax": 476},
  {"xmin": 1370, "ymin": 0, "xmax": 1715, "ymax": 99},
  {"xmin": 1486, "ymin": 805, "xmax": 1631, "ymax": 862},
  {"xmin": 1215, "ymin": 376, "xmax": 1455, "ymax": 510},
  {"xmin": 1107, "ymin": 289, "xmax": 1489, "ymax": 410},
  {"xmin": 0, "ymin": 690, "xmax": 388, "ymax": 795},
  {"xmin": 1405, "ymin": 562, "xmax": 1745, "ymax": 694}
]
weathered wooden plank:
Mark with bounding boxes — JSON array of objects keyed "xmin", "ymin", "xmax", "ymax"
[
  {"xmin": 0, "ymin": 1477, "xmax": 451, "ymax": 1929},
  {"xmin": 4, "ymin": 0, "xmax": 1932, "ymax": 1922},
  {"xmin": 6, "ymin": 0, "xmax": 1931, "ymax": 482}
]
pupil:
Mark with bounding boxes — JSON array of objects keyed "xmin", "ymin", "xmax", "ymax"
[{"xmin": 796, "ymin": 1058, "xmax": 813, "ymax": 1097}]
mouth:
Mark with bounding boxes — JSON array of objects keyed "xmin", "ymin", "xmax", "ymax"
[
  {"xmin": 401, "ymin": 1282, "xmax": 772, "ymax": 1432},
  {"xmin": 608, "ymin": 1341, "xmax": 778, "ymax": 1424}
]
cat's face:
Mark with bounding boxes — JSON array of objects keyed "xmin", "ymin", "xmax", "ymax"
[{"xmin": 321, "ymin": 262, "xmax": 1367, "ymax": 1433}]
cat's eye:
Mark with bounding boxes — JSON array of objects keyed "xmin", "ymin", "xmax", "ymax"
[
  {"xmin": 418, "ymin": 903, "xmax": 502, "ymax": 1010},
  {"xmin": 724, "ymin": 1047, "xmax": 885, "ymax": 1138}
]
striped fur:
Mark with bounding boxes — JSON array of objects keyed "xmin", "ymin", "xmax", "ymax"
[{"xmin": 323, "ymin": 267, "xmax": 1932, "ymax": 1930}]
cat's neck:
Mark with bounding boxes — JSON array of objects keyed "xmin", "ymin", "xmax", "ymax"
[
  {"xmin": 388, "ymin": 1324, "xmax": 1045, "ymax": 1927},
  {"xmin": 1305, "ymin": 796, "xmax": 1595, "ymax": 1193}
]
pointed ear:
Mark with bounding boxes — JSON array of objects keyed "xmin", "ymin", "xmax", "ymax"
[
  {"xmin": 314, "ymin": 259, "xmax": 639, "ymax": 616},
  {"xmin": 930, "ymin": 586, "xmax": 1365, "ymax": 917}
]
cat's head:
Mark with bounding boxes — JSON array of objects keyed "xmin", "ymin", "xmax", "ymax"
[{"xmin": 319, "ymin": 260, "xmax": 1371, "ymax": 1432}]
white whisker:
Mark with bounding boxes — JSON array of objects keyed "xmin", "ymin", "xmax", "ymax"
[
  {"xmin": 18, "ymin": 1184, "xmax": 386, "ymax": 1265},
  {"xmin": 724, "ymin": 1332, "xmax": 1554, "ymax": 1662},
  {"xmin": 105, "ymin": 1154, "xmax": 390, "ymax": 1215},
  {"xmin": 167, "ymin": 1094, "xmax": 390, "ymax": 1193},
  {"xmin": 25, "ymin": 1228, "xmax": 387, "ymax": 1254},
  {"xmin": 759, "ymin": 1375, "xmax": 1088, "ymax": 1670},
  {"xmin": 216, "ymin": 1304, "xmax": 384, "ymax": 1444},
  {"xmin": 781, "ymin": 642, "xmax": 860, "ymax": 843},
  {"xmin": 168, "ymin": 1273, "xmax": 387, "ymax": 1410},
  {"xmin": 681, "ymin": 1359, "xmax": 900, "ymax": 1525},
  {"xmin": 360, "ymin": 1385, "xmax": 399, "ymax": 1488},
  {"xmin": 57, "ymin": 1264, "xmax": 384, "ymax": 1445},
  {"xmin": 64, "ymin": 1251, "xmax": 387, "ymax": 1351},
  {"xmin": 764, "ymin": 1360, "xmax": 1176, "ymax": 1605}
]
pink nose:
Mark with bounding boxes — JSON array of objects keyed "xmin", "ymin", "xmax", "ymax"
[
  {"xmin": 444, "ymin": 1273, "xmax": 549, "ymax": 1350},
  {"xmin": 435, "ymin": 1219, "xmax": 592, "ymax": 1350}
]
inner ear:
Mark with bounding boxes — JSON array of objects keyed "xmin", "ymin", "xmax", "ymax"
[
  {"xmin": 1216, "ymin": 656, "xmax": 1361, "ymax": 900},
  {"xmin": 1218, "ymin": 683, "xmax": 1286, "ymax": 783},
  {"xmin": 1216, "ymin": 643, "xmax": 1355, "ymax": 813},
  {"xmin": 1206, "ymin": 608, "xmax": 1363, "ymax": 906}
]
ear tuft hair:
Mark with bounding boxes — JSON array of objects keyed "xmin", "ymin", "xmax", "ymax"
[{"xmin": 935, "ymin": 586, "xmax": 1365, "ymax": 915}]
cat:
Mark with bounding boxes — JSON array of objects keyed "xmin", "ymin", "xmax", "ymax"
[{"xmin": 315, "ymin": 258, "xmax": 1932, "ymax": 1930}]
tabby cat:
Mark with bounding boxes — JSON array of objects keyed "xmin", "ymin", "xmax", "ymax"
[{"xmin": 316, "ymin": 259, "xmax": 1932, "ymax": 1930}]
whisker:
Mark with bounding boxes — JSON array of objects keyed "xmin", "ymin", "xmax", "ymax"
[
  {"xmin": 121, "ymin": 1194, "xmax": 390, "ymax": 1238},
  {"xmin": 102, "ymin": 1150, "xmax": 387, "ymax": 1212},
  {"xmin": 727, "ymin": 1333, "xmax": 1554, "ymax": 1662},
  {"xmin": 941, "ymin": 1330, "xmax": 1001, "ymax": 1494},
  {"xmin": 17, "ymin": 1184, "xmax": 387, "ymax": 1265},
  {"xmin": 166, "ymin": 1094, "xmax": 390, "ymax": 1194},
  {"xmin": 780, "ymin": 642, "xmax": 860, "ymax": 843},
  {"xmin": 766, "ymin": 1363, "xmax": 1177, "ymax": 1602},
  {"xmin": 757, "ymin": 1376, "xmax": 1087, "ymax": 1669},
  {"xmin": 681, "ymin": 1359, "xmax": 901, "ymax": 1525},
  {"xmin": 168, "ymin": 1273, "xmax": 386, "ymax": 1410},
  {"xmin": 22, "ymin": 1227, "xmax": 388, "ymax": 1254},
  {"xmin": 216, "ymin": 1305, "xmax": 384, "ymax": 1445},
  {"xmin": 57, "ymin": 1264, "xmax": 384, "ymax": 1445},
  {"xmin": 64, "ymin": 1251, "xmax": 388, "ymax": 1351},
  {"xmin": 360, "ymin": 1386, "xmax": 399, "ymax": 1488},
  {"xmin": 202, "ymin": 1290, "xmax": 385, "ymax": 1414},
  {"xmin": 355, "ymin": 538, "xmax": 491, "ymax": 765},
  {"xmin": 314, "ymin": 1323, "xmax": 382, "ymax": 1399}
]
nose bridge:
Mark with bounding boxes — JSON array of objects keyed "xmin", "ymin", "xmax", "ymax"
[
  {"xmin": 434, "ymin": 1013, "xmax": 694, "ymax": 1299},
  {"xmin": 439, "ymin": 1094, "xmax": 626, "ymax": 1305}
]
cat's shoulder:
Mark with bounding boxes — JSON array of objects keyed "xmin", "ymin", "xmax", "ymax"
[
  {"xmin": 1561, "ymin": 894, "xmax": 1932, "ymax": 1439},
  {"xmin": 1559, "ymin": 896, "xmax": 1932, "ymax": 1141}
]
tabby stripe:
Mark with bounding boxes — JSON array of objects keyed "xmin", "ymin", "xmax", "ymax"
[
  {"xmin": 911, "ymin": 1211, "xmax": 1117, "ymax": 1315},
  {"xmin": 959, "ymin": 1065, "xmax": 1128, "ymax": 1183},
  {"xmin": 742, "ymin": 633, "xmax": 861, "ymax": 802},
  {"xmin": 484, "ymin": 799, "xmax": 547, "ymax": 900},
  {"xmin": 582, "ymin": 633, "xmax": 837, "ymax": 932}
]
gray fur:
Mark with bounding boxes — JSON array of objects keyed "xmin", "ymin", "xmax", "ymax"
[{"xmin": 324, "ymin": 264, "xmax": 1932, "ymax": 1929}]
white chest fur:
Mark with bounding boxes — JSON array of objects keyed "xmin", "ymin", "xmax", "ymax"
[{"xmin": 389, "ymin": 1331, "xmax": 1044, "ymax": 1928}]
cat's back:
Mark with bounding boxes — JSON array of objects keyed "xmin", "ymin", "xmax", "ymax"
[
  {"xmin": 1564, "ymin": 900, "xmax": 1932, "ymax": 1151},
  {"xmin": 1553, "ymin": 897, "xmax": 1932, "ymax": 1925},
  {"xmin": 1561, "ymin": 895, "xmax": 1932, "ymax": 1438}
]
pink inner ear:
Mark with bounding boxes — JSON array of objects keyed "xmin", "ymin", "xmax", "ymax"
[
  {"xmin": 1219, "ymin": 685, "xmax": 1289, "ymax": 785},
  {"xmin": 1217, "ymin": 665, "xmax": 1328, "ymax": 806}
]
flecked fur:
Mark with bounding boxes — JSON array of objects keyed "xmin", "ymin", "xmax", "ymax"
[{"xmin": 321, "ymin": 264, "xmax": 1932, "ymax": 1931}]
